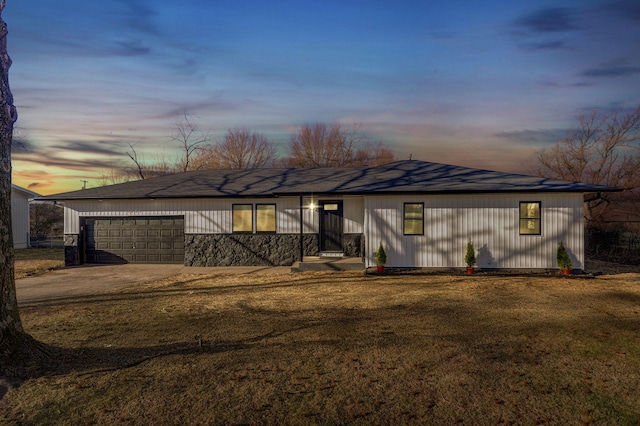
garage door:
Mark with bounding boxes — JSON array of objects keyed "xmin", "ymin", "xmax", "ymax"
[{"xmin": 84, "ymin": 216, "xmax": 185, "ymax": 264}]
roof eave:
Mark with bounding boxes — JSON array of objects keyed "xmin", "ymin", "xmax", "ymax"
[{"xmin": 37, "ymin": 187, "xmax": 619, "ymax": 202}]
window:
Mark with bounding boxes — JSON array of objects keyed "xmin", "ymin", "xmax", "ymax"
[
  {"xmin": 519, "ymin": 202, "xmax": 541, "ymax": 235},
  {"xmin": 404, "ymin": 203, "xmax": 424, "ymax": 235},
  {"xmin": 256, "ymin": 204, "xmax": 276, "ymax": 233},
  {"xmin": 323, "ymin": 203, "xmax": 339, "ymax": 211},
  {"xmin": 232, "ymin": 204, "xmax": 253, "ymax": 233}
]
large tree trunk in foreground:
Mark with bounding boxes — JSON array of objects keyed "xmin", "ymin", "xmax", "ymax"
[{"xmin": 0, "ymin": 0, "xmax": 35, "ymax": 378}]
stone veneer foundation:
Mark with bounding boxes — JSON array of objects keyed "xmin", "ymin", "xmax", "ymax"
[
  {"xmin": 64, "ymin": 233, "xmax": 363, "ymax": 266},
  {"xmin": 184, "ymin": 233, "xmax": 363, "ymax": 267}
]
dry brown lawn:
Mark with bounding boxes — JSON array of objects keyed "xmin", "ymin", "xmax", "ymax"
[
  {"xmin": 14, "ymin": 248, "xmax": 64, "ymax": 280},
  {"xmin": 2, "ymin": 266, "xmax": 640, "ymax": 425}
]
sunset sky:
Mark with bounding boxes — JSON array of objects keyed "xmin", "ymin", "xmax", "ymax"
[{"xmin": 6, "ymin": 0, "xmax": 640, "ymax": 195}]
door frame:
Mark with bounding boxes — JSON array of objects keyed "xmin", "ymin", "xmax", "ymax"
[{"xmin": 319, "ymin": 200, "xmax": 344, "ymax": 253}]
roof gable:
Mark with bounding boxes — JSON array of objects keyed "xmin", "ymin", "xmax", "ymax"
[{"xmin": 11, "ymin": 184, "xmax": 40, "ymax": 198}]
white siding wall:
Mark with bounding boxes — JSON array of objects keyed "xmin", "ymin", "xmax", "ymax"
[
  {"xmin": 11, "ymin": 188, "xmax": 30, "ymax": 248},
  {"xmin": 344, "ymin": 197, "xmax": 364, "ymax": 234},
  {"xmin": 64, "ymin": 193, "xmax": 584, "ymax": 269},
  {"xmin": 64, "ymin": 196, "xmax": 365, "ymax": 236},
  {"xmin": 365, "ymin": 193, "xmax": 584, "ymax": 269}
]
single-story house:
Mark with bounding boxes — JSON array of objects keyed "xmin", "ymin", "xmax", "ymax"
[
  {"xmin": 11, "ymin": 184, "xmax": 39, "ymax": 249},
  {"xmin": 37, "ymin": 160, "xmax": 616, "ymax": 270}
]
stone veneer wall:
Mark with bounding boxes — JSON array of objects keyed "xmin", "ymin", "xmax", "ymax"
[
  {"xmin": 64, "ymin": 234, "xmax": 80, "ymax": 266},
  {"xmin": 185, "ymin": 233, "xmax": 364, "ymax": 267},
  {"xmin": 184, "ymin": 234, "xmax": 320, "ymax": 267},
  {"xmin": 343, "ymin": 234, "xmax": 363, "ymax": 258}
]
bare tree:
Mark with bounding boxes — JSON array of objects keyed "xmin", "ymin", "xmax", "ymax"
[
  {"xmin": 194, "ymin": 128, "xmax": 276, "ymax": 169},
  {"xmin": 286, "ymin": 122, "xmax": 395, "ymax": 167},
  {"xmin": 125, "ymin": 143, "xmax": 174, "ymax": 180},
  {"xmin": 531, "ymin": 106, "xmax": 640, "ymax": 222},
  {"xmin": 0, "ymin": 0, "xmax": 42, "ymax": 376},
  {"xmin": 30, "ymin": 202, "xmax": 63, "ymax": 238},
  {"xmin": 125, "ymin": 142, "xmax": 147, "ymax": 180},
  {"xmin": 123, "ymin": 115, "xmax": 208, "ymax": 178},
  {"xmin": 353, "ymin": 141, "xmax": 396, "ymax": 166},
  {"xmin": 172, "ymin": 113, "xmax": 209, "ymax": 172},
  {"xmin": 286, "ymin": 123, "xmax": 356, "ymax": 167},
  {"xmin": 96, "ymin": 164, "xmax": 135, "ymax": 186}
]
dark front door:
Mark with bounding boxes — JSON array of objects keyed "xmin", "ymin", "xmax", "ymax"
[{"xmin": 320, "ymin": 201, "xmax": 343, "ymax": 252}]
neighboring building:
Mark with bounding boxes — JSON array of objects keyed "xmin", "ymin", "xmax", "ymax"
[
  {"xmin": 37, "ymin": 160, "xmax": 617, "ymax": 270},
  {"xmin": 11, "ymin": 184, "xmax": 39, "ymax": 249}
]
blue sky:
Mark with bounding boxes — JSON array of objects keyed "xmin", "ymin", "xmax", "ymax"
[{"xmin": 6, "ymin": 0, "xmax": 640, "ymax": 194}]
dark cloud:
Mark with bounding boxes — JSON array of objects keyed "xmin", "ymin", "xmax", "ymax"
[
  {"xmin": 11, "ymin": 136, "xmax": 36, "ymax": 153},
  {"xmin": 27, "ymin": 182, "xmax": 44, "ymax": 190},
  {"xmin": 576, "ymin": 103, "xmax": 639, "ymax": 116},
  {"xmin": 114, "ymin": 40, "xmax": 152, "ymax": 56},
  {"xmin": 12, "ymin": 150, "xmax": 123, "ymax": 173},
  {"xmin": 78, "ymin": 39, "xmax": 152, "ymax": 58},
  {"xmin": 114, "ymin": 0, "xmax": 160, "ymax": 36},
  {"xmin": 12, "ymin": 139, "xmax": 130, "ymax": 172},
  {"xmin": 581, "ymin": 65, "xmax": 640, "ymax": 78},
  {"xmin": 509, "ymin": 7, "xmax": 579, "ymax": 52},
  {"xmin": 427, "ymin": 31, "xmax": 455, "ymax": 41},
  {"xmin": 514, "ymin": 8, "xmax": 577, "ymax": 33},
  {"xmin": 605, "ymin": 0, "xmax": 640, "ymax": 21},
  {"xmin": 520, "ymin": 40, "xmax": 569, "ymax": 52},
  {"xmin": 21, "ymin": 35, "xmax": 152, "ymax": 59},
  {"xmin": 154, "ymin": 99, "xmax": 248, "ymax": 121},
  {"xmin": 49, "ymin": 140, "xmax": 126, "ymax": 157},
  {"xmin": 495, "ymin": 129, "xmax": 571, "ymax": 146},
  {"xmin": 537, "ymin": 80, "xmax": 594, "ymax": 89}
]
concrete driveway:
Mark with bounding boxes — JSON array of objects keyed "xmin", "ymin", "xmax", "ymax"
[{"xmin": 16, "ymin": 264, "xmax": 291, "ymax": 306}]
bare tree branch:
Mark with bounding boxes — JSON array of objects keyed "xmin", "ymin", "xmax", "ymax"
[
  {"xmin": 126, "ymin": 142, "xmax": 146, "ymax": 180},
  {"xmin": 531, "ymin": 105, "xmax": 640, "ymax": 223},
  {"xmin": 193, "ymin": 128, "xmax": 276, "ymax": 169},
  {"xmin": 172, "ymin": 113, "xmax": 209, "ymax": 172},
  {"xmin": 286, "ymin": 123, "xmax": 395, "ymax": 168}
]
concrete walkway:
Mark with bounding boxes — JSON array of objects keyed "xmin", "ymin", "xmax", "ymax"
[{"xmin": 16, "ymin": 263, "xmax": 291, "ymax": 306}]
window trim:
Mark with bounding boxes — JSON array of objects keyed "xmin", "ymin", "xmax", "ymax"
[
  {"xmin": 403, "ymin": 202, "xmax": 424, "ymax": 236},
  {"xmin": 232, "ymin": 204, "xmax": 254, "ymax": 233},
  {"xmin": 519, "ymin": 201, "xmax": 542, "ymax": 236},
  {"xmin": 255, "ymin": 203, "xmax": 277, "ymax": 233}
]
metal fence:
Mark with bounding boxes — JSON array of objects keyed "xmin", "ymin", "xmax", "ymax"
[
  {"xmin": 29, "ymin": 234, "xmax": 64, "ymax": 249},
  {"xmin": 586, "ymin": 222, "xmax": 640, "ymax": 262}
]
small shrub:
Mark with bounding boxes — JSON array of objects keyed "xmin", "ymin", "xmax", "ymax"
[
  {"xmin": 375, "ymin": 243, "xmax": 387, "ymax": 266},
  {"xmin": 465, "ymin": 240, "xmax": 476, "ymax": 268},
  {"xmin": 557, "ymin": 241, "xmax": 572, "ymax": 270}
]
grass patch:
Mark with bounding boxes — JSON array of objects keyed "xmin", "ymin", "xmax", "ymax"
[
  {"xmin": 14, "ymin": 248, "xmax": 65, "ymax": 279},
  {"xmin": 2, "ymin": 271, "xmax": 640, "ymax": 424}
]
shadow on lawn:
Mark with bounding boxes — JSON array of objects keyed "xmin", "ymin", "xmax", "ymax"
[
  {"xmin": 6, "ymin": 320, "xmax": 328, "ymax": 398},
  {"xmin": 9, "ymin": 274, "xmax": 640, "ymax": 409}
]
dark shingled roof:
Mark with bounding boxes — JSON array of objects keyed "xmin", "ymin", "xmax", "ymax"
[{"xmin": 37, "ymin": 160, "xmax": 618, "ymax": 201}]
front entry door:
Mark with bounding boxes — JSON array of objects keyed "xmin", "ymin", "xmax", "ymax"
[{"xmin": 320, "ymin": 201, "xmax": 343, "ymax": 252}]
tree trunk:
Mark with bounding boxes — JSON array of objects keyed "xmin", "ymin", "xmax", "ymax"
[{"xmin": 0, "ymin": 0, "xmax": 34, "ymax": 377}]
